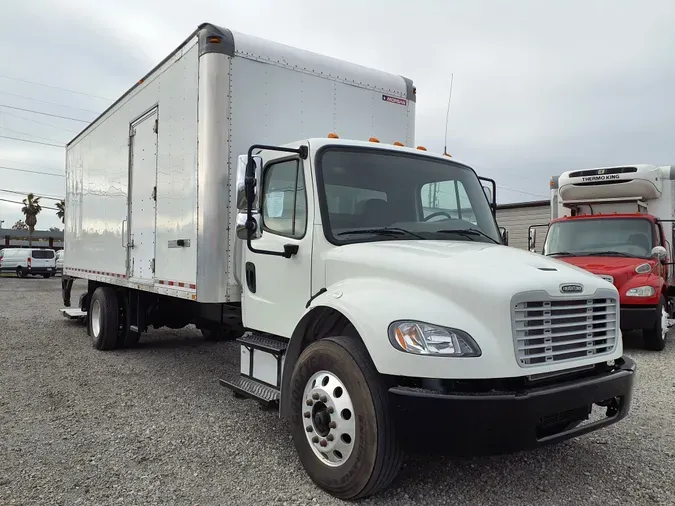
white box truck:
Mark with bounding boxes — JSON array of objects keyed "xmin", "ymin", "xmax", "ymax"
[{"xmin": 61, "ymin": 23, "xmax": 636, "ymax": 500}]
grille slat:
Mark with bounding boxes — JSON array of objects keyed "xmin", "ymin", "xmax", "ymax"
[{"xmin": 513, "ymin": 297, "xmax": 618, "ymax": 367}]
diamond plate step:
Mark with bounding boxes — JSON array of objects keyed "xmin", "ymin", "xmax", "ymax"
[
  {"xmin": 219, "ymin": 372, "xmax": 280, "ymax": 408},
  {"xmin": 237, "ymin": 332, "xmax": 288, "ymax": 353}
]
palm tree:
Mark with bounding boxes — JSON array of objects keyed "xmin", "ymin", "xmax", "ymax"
[
  {"xmin": 21, "ymin": 193, "xmax": 42, "ymax": 247},
  {"xmin": 56, "ymin": 200, "xmax": 65, "ymax": 224}
]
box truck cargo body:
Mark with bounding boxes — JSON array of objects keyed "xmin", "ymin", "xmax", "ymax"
[
  {"xmin": 61, "ymin": 23, "xmax": 635, "ymax": 500},
  {"xmin": 64, "ymin": 24, "xmax": 415, "ymax": 303}
]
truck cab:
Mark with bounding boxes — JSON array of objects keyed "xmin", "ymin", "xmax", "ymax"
[{"xmin": 532, "ymin": 164, "xmax": 675, "ymax": 350}]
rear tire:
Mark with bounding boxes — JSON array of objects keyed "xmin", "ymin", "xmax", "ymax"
[
  {"xmin": 16, "ymin": 267, "xmax": 26, "ymax": 278},
  {"xmin": 88, "ymin": 287, "xmax": 119, "ymax": 350},
  {"xmin": 643, "ymin": 295, "xmax": 668, "ymax": 351},
  {"xmin": 289, "ymin": 336, "xmax": 403, "ymax": 500},
  {"xmin": 42, "ymin": 273, "xmax": 51, "ymax": 279}
]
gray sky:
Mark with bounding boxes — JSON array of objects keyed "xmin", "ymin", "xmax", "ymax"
[{"xmin": 1, "ymin": 0, "xmax": 674, "ymax": 230}]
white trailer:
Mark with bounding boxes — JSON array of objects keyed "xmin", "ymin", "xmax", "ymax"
[{"xmin": 61, "ymin": 23, "xmax": 636, "ymax": 500}]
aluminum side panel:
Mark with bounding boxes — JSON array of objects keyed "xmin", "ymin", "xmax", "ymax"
[
  {"xmin": 65, "ymin": 38, "xmax": 199, "ymax": 283},
  {"xmin": 196, "ymin": 52, "xmax": 232, "ymax": 303}
]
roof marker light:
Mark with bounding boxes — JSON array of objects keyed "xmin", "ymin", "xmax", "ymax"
[
  {"xmin": 369, "ymin": 137, "xmax": 380, "ymax": 143},
  {"xmin": 393, "ymin": 141, "xmax": 404, "ymax": 146},
  {"xmin": 443, "ymin": 153, "xmax": 452, "ymax": 158},
  {"xmin": 417, "ymin": 146, "xmax": 427, "ymax": 151},
  {"xmin": 327, "ymin": 132, "xmax": 339, "ymax": 139}
]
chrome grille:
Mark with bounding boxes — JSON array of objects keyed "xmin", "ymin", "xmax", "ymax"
[{"xmin": 513, "ymin": 296, "xmax": 618, "ymax": 367}]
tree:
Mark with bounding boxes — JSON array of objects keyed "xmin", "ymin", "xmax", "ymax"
[
  {"xmin": 21, "ymin": 193, "xmax": 42, "ymax": 247},
  {"xmin": 56, "ymin": 200, "xmax": 65, "ymax": 224},
  {"xmin": 49, "ymin": 226, "xmax": 62, "ymax": 233},
  {"xmin": 12, "ymin": 220, "xmax": 28, "ymax": 230}
]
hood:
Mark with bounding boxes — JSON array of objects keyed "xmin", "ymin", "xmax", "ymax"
[
  {"xmin": 324, "ymin": 240, "xmax": 614, "ymax": 300},
  {"xmin": 554, "ymin": 255, "xmax": 656, "ymax": 288}
]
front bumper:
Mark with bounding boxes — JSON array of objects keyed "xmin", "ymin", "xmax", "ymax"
[
  {"xmin": 621, "ymin": 305, "xmax": 658, "ymax": 330},
  {"xmin": 388, "ymin": 356, "xmax": 635, "ymax": 456}
]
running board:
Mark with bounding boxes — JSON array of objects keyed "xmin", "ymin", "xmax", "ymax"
[
  {"xmin": 219, "ymin": 372, "xmax": 280, "ymax": 408},
  {"xmin": 219, "ymin": 331, "xmax": 288, "ymax": 408},
  {"xmin": 58, "ymin": 308, "xmax": 87, "ymax": 320}
]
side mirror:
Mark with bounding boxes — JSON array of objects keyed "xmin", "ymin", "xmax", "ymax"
[
  {"xmin": 235, "ymin": 154, "xmax": 263, "ymax": 240},
  {"xmin": 500, "ymin": 227, "xmax": 508, "ymax": 246},
  {"xmin": 651, "ymin": 245, "xmax": 667, "ymax": 261},
  {"xmin": 528, "ymin": 227, "xmax": 537, "ymax": 252},
  {"xmin": 482, "ymin": 185, "xmax": 493, "ymax": 203}
]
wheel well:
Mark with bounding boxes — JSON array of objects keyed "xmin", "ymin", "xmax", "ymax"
[{"xmin": 279, "ymin": 306, "xmax": 362, "ymax": 418}]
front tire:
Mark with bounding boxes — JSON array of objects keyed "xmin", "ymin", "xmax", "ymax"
[
  {"xmin": 644, "ymin": 295, "xmax": 668, "ymax": 351},
  {"xmin": 88, "ymin": 287, "xmax": 119, "ymax": 350},
  {"xmin": 289, "ymin": 336, "xmax": 403, "ymax": 500}
]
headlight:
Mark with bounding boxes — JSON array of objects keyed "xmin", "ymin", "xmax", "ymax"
[
  {"xmin": 387, "ymin": 321, "xmax": 481, "ymax": 356},
  {"xmin": 635, "ymin": 263, "xmax": 652, "ymax": 274},
  {"xmin": 625, "ymin": 286, "xmax": 656, "ymax": 297}
]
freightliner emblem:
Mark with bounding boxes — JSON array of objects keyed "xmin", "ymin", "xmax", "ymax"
[{"xmin": 560, "ymin": 283, "xmax": 583, "ymax": 293}]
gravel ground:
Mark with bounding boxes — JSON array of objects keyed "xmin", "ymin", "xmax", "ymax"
[{"xmin": 1, "ymin": 276, "xmax": 674, "ymax": 506}]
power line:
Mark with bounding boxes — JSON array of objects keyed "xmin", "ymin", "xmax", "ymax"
[
  {"xmin": 0, "ymin": 135, "xmax": 63, "ymax": 148},
  {"xmin": 0, "ymin": 197, "xmax": 58, "ymax": 211},
  {"xmin": 497, "ymin": 186, "xmax": 548, "ymax": 199},
  {"xmin": 0, "ymin": 127, "xmax": 67, "ymax": 144},
  {"xmin": 0, "ymin": 158, "xmax": 65, "ymax": 173},
  {"xmin": 0, "ymin": 75, "xmax": 112, "ymax": 101},
  {"xmin": 0, "ymin": 165, "xmax": 65, "ymax": 178},
  {"xmin": 0, "ymin": 91, "xmax": 100, "ymax": 116},
  {"xmin": 0, "ymin": 104, "xmax": 90, "ymax": 123},
  {"xmin": 0, "ymin": 109, "xmax": 80, "ymax": 133},
  {"xmin": 0, "ymin": 188, "xmax": 63, "ymax": 201}
]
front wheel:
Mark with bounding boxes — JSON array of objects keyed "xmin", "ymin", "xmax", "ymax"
[
  {"xmin": 643, "ymin": 295, "xmax": 668, "ymax": 351},
  {"xmin": 289, "ymin": 336, "xmax": 403, "ymax": 500}
]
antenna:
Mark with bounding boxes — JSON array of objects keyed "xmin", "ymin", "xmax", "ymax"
[{"xmin": 443, "ymin": 73, "xmax": 454, "ymax": 156}]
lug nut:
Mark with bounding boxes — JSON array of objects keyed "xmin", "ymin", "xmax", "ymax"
[
  {"xmin": 329, "ymin": 421, "xmax": 337, "ymax": 429},
  {"xmin": 327, "ymin": 406, "xmax": 334, "ymax": 414},
  {"xmin": 304, "ymin": 411, "xmax": 311, "ymax": 418},
  {"xmin": 320, "ymin": 395, "xmax": 327, "ymax": 403},
  {"xmin": 312, "ymin": 436, "xmax": 319, "ymax": 443},
  {"xmin": 312, "ymin": 393, "xmax": 320, "ymax": 400},
  {"xmin": 327, "ymin": 434, "xmax": 334, "ymax": 441},
  {"xmin": 306, "ymin": 426, "xmax": 313, "ymax": 433},
  {"xmin": 306, "ymin": 399, "xmax": 313, "ymax": 406},
  {"xmin": 320, "ymin": 439, "xmax": 328, "ymax": 447}
]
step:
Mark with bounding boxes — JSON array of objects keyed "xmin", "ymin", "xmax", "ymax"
[
  {"xmin": 58, "ymin": 308, "xmax": 87, "ymax": 320},
  {"xmin": 219, "ymin": 372, "xmax": 280, "ymax": 408},
  {"xmin": 238, "ymin": 332, "xmax": 288, "ymax": 354}
]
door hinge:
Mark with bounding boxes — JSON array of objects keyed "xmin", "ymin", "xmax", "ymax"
[
  {"xmin": 129, "ymin": 126, "xmax": 136, "ymax": 137},
  {"xmin": 150, "ymin": 258, "xmax": 155, "ymax": 273},
  {"xmin": 152, "ymin": 186, "xmax": 157, "ymax": 201},
  {"xmin": 153, "ymin": 119, "xmax": 158, "ymax": 134}
]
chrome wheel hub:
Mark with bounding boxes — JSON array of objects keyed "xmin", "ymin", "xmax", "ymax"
[{"xmin": 302, "ymin": 370, "xmax": 356, "ymax": 467}]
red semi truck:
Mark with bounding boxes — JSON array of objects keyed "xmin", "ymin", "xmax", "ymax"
[{"xmin": 529, "ymin": 164, "xmax": 675, "ymax": 351}]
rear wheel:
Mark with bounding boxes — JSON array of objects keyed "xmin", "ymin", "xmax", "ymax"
[
  {"xmin": 643, "ymin": 295, "xmax": 668, "ymax": 351},
  {"xmin": 16, "ymin": 267, "xmax": 26, "ymax": 278},
  {"xmin": 289, "ymin": 336, "xmax": 403, "ymax": 500},
  {"xmin": 42, "ymin": 273, "xmax": 51, "ymax": 279},
  {"xmin": 88, "ymin": 287, "xmax": 120, "ymax": 350}
]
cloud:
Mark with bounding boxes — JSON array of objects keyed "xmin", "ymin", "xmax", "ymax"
[{"xmin": 1, "ymin": 0, "xmax": 674, "ymax": 232}]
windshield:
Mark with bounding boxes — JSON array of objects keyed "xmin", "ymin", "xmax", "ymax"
[
  {"xmin": 315, "ymin": 146, "xmax": 501, "ymax": 245},
  {"xmin": 543, "ymin": 218, "xmax": 654, "ymax": 258}
]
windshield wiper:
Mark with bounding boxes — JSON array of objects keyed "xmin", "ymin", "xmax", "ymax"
[
  {"xmin": 436, "ymin": 228, "xmax": 500, "ymax": 244},
  {"xmin": 336, "ymin": 227, "xmax": 425, "ymax": 239},
  {"xmin": 584, "ymin": 251, "xmax": 644, "ymax": 258},
  {"xmin": 547, "ymin": 251, "xmax": 578, "ymax": 257}
]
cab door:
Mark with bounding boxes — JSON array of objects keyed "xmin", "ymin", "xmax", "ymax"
[{"xmin": 240, "ymin": 151, "xmax": 315, "ymax": 338}]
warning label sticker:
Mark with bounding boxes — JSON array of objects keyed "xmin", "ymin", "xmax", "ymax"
[{"xmin": 382, "ymin": 95, "xmax": 407, "ymax": 106}]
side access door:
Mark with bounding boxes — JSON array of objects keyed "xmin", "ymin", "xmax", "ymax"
[
  {"xmin": 240, "ymin": 151, "xmax": 314, "ymax": 338},
  {"xmin": 126, "ymin": 108, "xmax": 159, "ymax": 282}
]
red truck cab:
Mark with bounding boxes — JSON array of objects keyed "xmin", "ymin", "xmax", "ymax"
[{"xmin": 542, "ymin": 213, "xmax": 670, "ymax": 350}]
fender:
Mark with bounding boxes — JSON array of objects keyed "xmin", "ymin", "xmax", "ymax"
[{"xmin": 279, "ymin": 276, "xmax": 499, "ymax": 418}]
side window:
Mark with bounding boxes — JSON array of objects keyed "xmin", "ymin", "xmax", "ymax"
[
  {"xmin": 262, "ymin": 159, "xmax": 307, "ymax": 238},
  {"xmin": 654, "ymin": 223, "xmax": 662, "ymax": 247},
  {"xmin": 420, "ymin": 180, "xmax": 477, "ymax": 224}
]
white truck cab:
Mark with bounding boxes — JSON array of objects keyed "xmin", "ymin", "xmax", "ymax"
[{"xmin": 59, "ymin": 23, "xmax": 636, "ymax": 501}]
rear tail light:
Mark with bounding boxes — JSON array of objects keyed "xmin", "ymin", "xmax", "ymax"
[{"xmin": 27, "ymin": 257, "xmax": 32, "ymax": 267}]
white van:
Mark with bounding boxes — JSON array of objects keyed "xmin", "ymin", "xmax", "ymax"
[
  {"xmin": 0, "ymin": 248, "xmax": 57, "ymax": 278},
  {"xmin": 55, "ymin": 249, "xmax": 64, "ymax": 274}
]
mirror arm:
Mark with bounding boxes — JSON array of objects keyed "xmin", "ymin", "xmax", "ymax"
[{"xmin": 244, "ymin": 144, "xmax": 308, "ymax": 259}]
